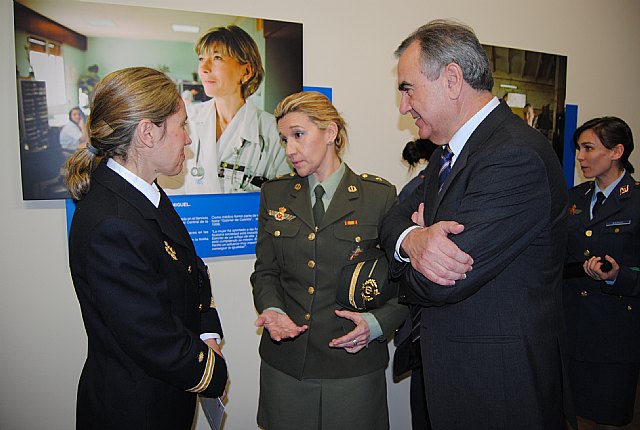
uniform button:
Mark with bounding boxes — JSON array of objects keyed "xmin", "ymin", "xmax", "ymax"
[
  {"xmin": 274, "ymin": 230, "xmax": 281, "ymax": 237},
  {"xmin": 308, "ymin": 260, "xmax": 315, "ymax": 268},
  {"xmin": 362, "ymin": 173, "xmax": 369, "ymax": 178},
  {"xmin": 188, "ymin": 265, "xmax": 192, "ymax": 273},
  {"xmin": 198, "ymin": 304, "xmax": 203, "ymax": 311},
  {"xmin": 583, "ymin": 249, "xmax": 591, "ymax": 257},
  {"xmin": 355, "ymin": 236, "xmax": 361, "ymax": 243},
  {"xmin": 627, "ymin": 305, "xmax": 633, "ymax": 311},
  {"xmin": 614, "ymin": 228, "xmax": 620, "ymax": 233},
  {"xmin": 580, "ymin": 290, "xmax": 588, "ymax": 297},
  {"xmin": 585, "ymin": 230, "xmax": 592, "ymax": 237},
  {"xmin": 304, "ymin": 313, "xmax": 311, "ymax": 321},
  {"xmin": 308, "ymin": 286, "xmax": 315, "ymax": 295},
  {"xmin": 308, "ymin": 232, "xmax": 316, "ymax": 241}
]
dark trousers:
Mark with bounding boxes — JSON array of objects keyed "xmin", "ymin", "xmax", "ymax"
[{"xmin": 410, "ymin": 365, "xmax": 431, "ymax": 430}]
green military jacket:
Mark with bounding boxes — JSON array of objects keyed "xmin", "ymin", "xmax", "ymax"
[{"xmin": 251, "ymin": 165, "xmax": 408, "ymax": 379}]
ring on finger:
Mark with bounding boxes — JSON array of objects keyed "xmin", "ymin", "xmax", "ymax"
[{"xmin": 352, "ymin": 339, "xmax": 358, "ymax": 346}]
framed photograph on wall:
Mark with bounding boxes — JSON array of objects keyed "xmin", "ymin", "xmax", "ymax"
[
  {"xmin": 482, "ymin": 43, "xmax": 568, "ymax": 163},
  {"xmin": 14, "ymin": 0, "xmax": 302, "ymax": 200}
]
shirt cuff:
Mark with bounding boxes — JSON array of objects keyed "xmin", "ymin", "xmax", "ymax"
[
  {"xmin": 200, "ymin": 333, "xmax": 221, "ymax": 343},
  {"xmin": 395, "ymin": 225, "xmax": 421, "ymax": 262},
  {"xmin": 361, "ymin": 312, "xmax": 382, "ymax": 343}
]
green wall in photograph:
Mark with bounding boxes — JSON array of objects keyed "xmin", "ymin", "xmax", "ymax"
[{"xmin": 84, "ymin": 37, "xmax": 196, "ymax": 82}]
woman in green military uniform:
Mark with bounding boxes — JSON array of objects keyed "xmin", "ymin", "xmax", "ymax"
[
  {"xmin": 564, "ymin": 116, "xmax": 640, "ymax": 429},
  {"xmin": 251, "ymin": 91, "xmax": 407, "ymax": 430}
]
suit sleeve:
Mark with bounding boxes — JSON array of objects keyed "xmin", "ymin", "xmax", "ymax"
[
  {"xmin": 251, "ymin": 184, "xmax": 286, "ymax": 312},
  {"xmin": 369, "ymin": 184, "xmax": 410, "ymax": 337},
  {"xmin": 86, "ymin": 218, "xmax": 227, "ymax": 397},
  {"xmin": 402, "ymin": 145, "xmax": 554, "ymax": 306},
  {"xmin": 197, "ymin": 257, "xmax": 224, "ymax": 337},
  {"xmin": 601, "ymin": 266, "xmax": 640, "ymax": 297},
  {"xmin": 380, "ymin": 172, "xmax": 429, "ymax": 277}
]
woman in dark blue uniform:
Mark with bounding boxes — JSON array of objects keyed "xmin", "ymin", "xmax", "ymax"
[
  {"xmin": 564, "ymin": 116, "xmax": 640, "ymax": 429},
  {"xmin": 65, "ymin": 67, "xmax": 227, "ymax": 429}
]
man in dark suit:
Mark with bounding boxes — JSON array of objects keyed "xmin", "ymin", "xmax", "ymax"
[{"xmin": 380, "ymin": 20, "xmax": 574, "ymax": 429}]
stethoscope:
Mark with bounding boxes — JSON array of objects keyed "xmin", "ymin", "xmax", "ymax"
[
  {"xmin": 190, "ymin": 135, "xmax": 266, "ymax": 190},
  {"xmin": 190, "ymin": 138, "xmax": 205, "ymax": 178}
]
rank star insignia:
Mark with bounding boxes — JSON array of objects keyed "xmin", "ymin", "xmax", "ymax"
[
  {"xmin": 569, "ymin": 204, "xmax": 582, "ymax": 216},
  {"xmin": 164, "ymin": 241, "xmax": 178, "ymax": 260},
  {"xmin": 620, "ymin": 184, "xmax": 630, "ymax": 195},
  {"xmin": 268, "ymin": 207, "xmax": 296, "ymax": 221}
]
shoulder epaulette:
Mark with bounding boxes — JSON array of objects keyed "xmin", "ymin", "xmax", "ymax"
[
  {"xmin": 272, "ymin": 171, "xmax": 298, "ymax": 181},
  {"xmin": 572, "ymin": 180, "xmax": 594, "ymax": 192},
  {"xmin": 360, "ymin": 173, "xmax": 393, "ymax": 187}
]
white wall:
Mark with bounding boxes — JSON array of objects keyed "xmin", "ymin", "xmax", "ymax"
[{"xmin": 2, "ymin": 0, "xmax": 640, "ymax": 429}]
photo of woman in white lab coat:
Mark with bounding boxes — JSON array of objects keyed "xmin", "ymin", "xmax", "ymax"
[{"xmin": 159, "ymin": 25, "xmax": 292, "ymax": 194}]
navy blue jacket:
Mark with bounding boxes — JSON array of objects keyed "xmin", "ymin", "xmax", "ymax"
[
  {"xmin": 564, "ymin": 173, "xmax": 640, "ymax": 363},
  {"xmin": 69, "ymin": 162, "xmax": 227, "ymax": 429}
]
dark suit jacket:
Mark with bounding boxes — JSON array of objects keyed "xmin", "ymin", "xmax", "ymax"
[
  {"xmin": 380, "ymin": 102, "xmax": 572, "ymax": 429},
  {"xmin": 68, "ymin": 162, "xmax": 227, "ymax": 430},
  {"xmin": 251, "ymin": 165, "xmax": 408, "ymax": 380},
  {"xmin": 564, "ymin": 173, "xmax": 640, "ymax": 363}
]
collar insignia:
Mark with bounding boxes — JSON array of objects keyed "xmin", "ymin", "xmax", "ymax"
[
  {"xmin": 268, "ymin": 207, "xmax": 296, "ymax": 221},
  {"xmin": 620, "ymin": 184, "xmax": 629, "ymax": 195},
  {"xmin": 164, "ymin": 241, "xmax": 178, "ymax": 260}
]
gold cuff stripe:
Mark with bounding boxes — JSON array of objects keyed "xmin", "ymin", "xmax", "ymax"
[{"xmin": 187, "ymin": 348, "xmax": 215, "ymax": 393}]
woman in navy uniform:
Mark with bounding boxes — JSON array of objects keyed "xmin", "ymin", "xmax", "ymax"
[
  {"xmin": 251, "ymin": 92, "xmax": 408, "ymax": 430},
  {"xmin": 65, "ymin": 67, "xmax": 227, "ymax": 429},
  {"xmin": 564, "ymin": 116, "xmax": 640, "ymax": 429}
]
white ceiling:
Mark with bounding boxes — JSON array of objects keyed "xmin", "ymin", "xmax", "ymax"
[{"xmin": 17, "ymin": 0, "xmax": 244, "ymax": 42}]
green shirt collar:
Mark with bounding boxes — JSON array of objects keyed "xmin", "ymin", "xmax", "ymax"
[{"xmin": 308, "ymin": 161, "xmax": 345, "ymax": 206}]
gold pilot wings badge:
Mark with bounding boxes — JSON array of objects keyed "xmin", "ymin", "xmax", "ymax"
[{"xmin": 269, "ymin": 207, "xmax": 296, "ymax": 221}]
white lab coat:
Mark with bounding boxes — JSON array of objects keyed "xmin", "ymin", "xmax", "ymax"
[{"xmin": 159, "ymin": 98, "xmax": 291, "ymax": 194}]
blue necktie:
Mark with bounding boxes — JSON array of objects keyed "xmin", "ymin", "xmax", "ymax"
[{"xmin": 438, "ymin": 144, "xmax": 454, "ymax": 192}]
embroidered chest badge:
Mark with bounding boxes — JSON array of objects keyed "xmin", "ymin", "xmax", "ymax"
[
  {"xmin": 268, "ymin": 207, "xmax": 296, "ymax": 221},
  {"xmin": 569, "ymin": 204, "xmax": 582, "ymax": 216},
  {"xmin": 164, "ymin": 241, "xmax": 178, "ymax": 260},
  {"xmin": 349, "ymin": 246, "xmax": 363, "ymax": 260}
]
